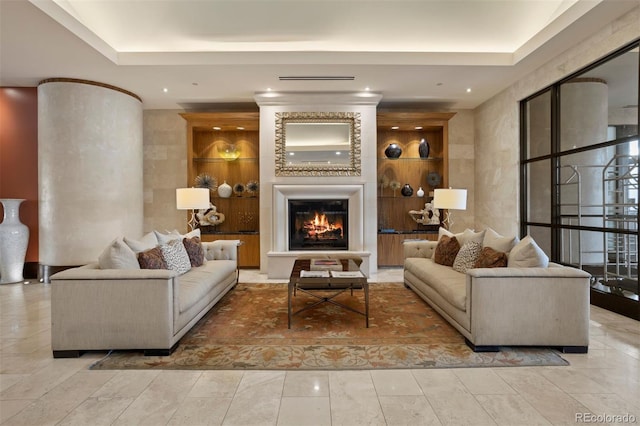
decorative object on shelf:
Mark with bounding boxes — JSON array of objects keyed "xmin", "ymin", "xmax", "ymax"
[
  {"xmin": 233, "ymin": 183, "xmax": 245, "ymax": 197},
  {"xmin": 217, "ymin": 143, "xmax": 240, "ymax": 161},
  {"xmin": 217, "ymin": 181, "xmax": 232, "ymax": 198},
  {"xmin": 389, "ymin": 180, "xmax": 401, "ymax": 197},
  {"xmin": 384, "ymin": 143, "xmax": 402, "ymax": 159},
  {"xmin": 401, "ymin": 183, "xmax": 414, "ymax": 197},
  {"xmin": 433, "ymin": 188, "xmax": 467, "ymax": 230},
  {"xmin": 246, "ymin": 180, "xmax": 259, "ymax": 196},
  {"xmin": 176, "ymin": 188, "xmax": 210, "ymax": 231},
  {"xmin": 416, "ymin": 187, "xmax": 425, "ymax": 197},
  {"xmin": 194, "ymin": 173, "xmax": 217, "ymax": 192},
  {"xmin": 427, "ymin": 171, "xmax": 442, "ymax": 187},
  {"xmin": 196, "ymin": 203, "xmax": 225, "ymax": 227},
  {"xmin": 0, "ymin": 199, "xmax": 29, "ymax": 284},
  {"xmin": 239, "ymin": 212, "xmax": 256, "ymax": 232},
  {"xmin": 409, "ymin": 202, "xmax": 440, "ymax": 226},
  {"xmin": 418, "ymin": 138, "xmax": 430, "ymax": 158},
  {"xmin": 378, "ymin": 174, "xmax": 390, "ymax": 196}
]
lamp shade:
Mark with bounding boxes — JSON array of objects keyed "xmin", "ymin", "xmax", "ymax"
[
  {"xmin": 176, "ymin": 188, "xmax": 210, "ymax": 210},
  {"xmin": 433, "ymin": 188, "xmax": 467, "ymax": 210}
]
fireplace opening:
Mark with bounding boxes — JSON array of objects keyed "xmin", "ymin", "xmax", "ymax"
[{"xmin": 289, "ymin": 199, "xmax": 348, "ymax": 250}]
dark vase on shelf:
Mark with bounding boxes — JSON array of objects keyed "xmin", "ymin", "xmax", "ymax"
[
  {"xmin": 384, "ymin": 143, "xmax": 402, "ymax": 159},
  {"xmin": 401, "ymin": 184, "xmax": 413, "ymax": 197},
  {"xmin": 418, "ymin": 138, "xmax": 430, "ymax": 158}
]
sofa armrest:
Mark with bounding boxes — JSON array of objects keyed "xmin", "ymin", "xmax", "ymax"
[
  {"xmin": 404, "ymin": 240, "xmax": 438, "ymax": 259},
  {"xmin": 466, "ymin": 265, "xmax": 591, "ymax": 279},
  {"xmin": 51, "ymin": 263, "xmax": 179, "ymax": 280},
  {"xmin": 203, "ymin": 240, "xmax": 239, "ymax": 261}
]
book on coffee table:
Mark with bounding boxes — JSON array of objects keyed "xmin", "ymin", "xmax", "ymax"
[
  {"xmin": 300, "ymin": 270, "xmax": 330, "ymax": 278},
  {"xmin": 330, "ymin": 270, "xmax": 364, "ymax": 278},
  {"xmin": 309, "ymin": 259, "xmax": 342, "ymax": 271}
]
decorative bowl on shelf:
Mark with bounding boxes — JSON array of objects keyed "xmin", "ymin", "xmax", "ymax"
[{"xmin": 217, "ymin": 143, "xmax": 240, "ymax": 161}]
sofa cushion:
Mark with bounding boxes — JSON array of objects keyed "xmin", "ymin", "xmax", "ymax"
[
  {"xmin": 404, "ymin": 258, "xmax": 467, "ymax": 311},
  {"xmin": 508, "ymin": 236, "xmax": 549, "ymax": 268},
  {"xmin": 474, "ymin": 247, "xmax": 508, "ymax": 268},
  {"xmin": 178, "ymin": 259, "xmax": 237, "ymax": 314},
  {"xmin": 453, "ymin": 241, "xmax": 482, "ymax": 273},
  {"xmin": 138, "ymin": 246, "xmax": 168, "ymax": 269},
  {"xmin": 433, "ymin": 235, "xmax": 460, "ymax": 267},
  {"xmin": 160, "ymin": 239, "xmax": 192, "ymax": 274},
  {"xmin": 183, "ymin": 236, "xmax": 205, "ymax": 267},
  {"xmin": 98, "ymin": 237, "xmax": 140, "ymax": 270},
  {"xmin": 124, "ymin": 232, "xmax": 158, "ymax": 253},
  {"xmin": 483, "ymin": 228, "xmax": 519, "ymax": 253}
]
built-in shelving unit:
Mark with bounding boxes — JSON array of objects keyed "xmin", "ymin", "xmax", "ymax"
[
  {"xmin": 376, "ymin": 111, "xmax": 455, "ymax": 266},
  {"xmin": 181, "ymin": 112, "xmax": 260, "ymax": 268}
]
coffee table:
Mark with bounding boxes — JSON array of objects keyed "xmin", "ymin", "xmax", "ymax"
[{"xmin": 288, "ymin": 258, "xmax": 369, "ymax": 329}]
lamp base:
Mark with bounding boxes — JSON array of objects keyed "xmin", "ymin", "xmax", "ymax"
[{"xmin": 187, "ymin": 210, "xmax": 199, "ymax": 231}]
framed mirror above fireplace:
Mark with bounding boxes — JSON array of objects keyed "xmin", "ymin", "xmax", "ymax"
[{"xmin": 275, "ymin": 112, "xmax": 361, "ymax": 176}]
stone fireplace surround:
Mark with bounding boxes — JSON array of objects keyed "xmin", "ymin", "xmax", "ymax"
[{"xmin": 268, "ymin": 184, "xmax": 371, "ymax": 278}]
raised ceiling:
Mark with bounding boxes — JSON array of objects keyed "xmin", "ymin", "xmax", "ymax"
[{"xmin": 1, "ymin": 0, "xmax": 637, "ymax": 109}]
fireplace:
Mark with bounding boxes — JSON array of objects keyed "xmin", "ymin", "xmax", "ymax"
[{"xmin": 289, "ymin": 199, "xmax": 348, "ymax": 250}]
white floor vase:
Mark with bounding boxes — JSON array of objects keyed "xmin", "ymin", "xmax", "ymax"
[{"xmin": 0, "ymin": 199, "xmax": 29, "ymax": 284}]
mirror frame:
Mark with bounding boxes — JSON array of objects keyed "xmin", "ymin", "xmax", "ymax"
[{"xmin": 275, "ymin": 112, "xmax": 361, "ymax": 176}]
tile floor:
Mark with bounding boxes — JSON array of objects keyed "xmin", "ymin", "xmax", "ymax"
[{"xmin": 0, "ymin": 268, "xmax": 639, "ymax": 425}]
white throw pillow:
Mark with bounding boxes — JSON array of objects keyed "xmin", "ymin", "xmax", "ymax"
[
  {"xmin": 160, "ymin": 239, "xmax": 192, "ymax": 274},
  {"xmin": 483, "ymin": 228, "xmax": 519, "ymax": 253},
  {"xmin": 98, "ymin": 237, "xmax": 140, "ymax": 269},
  {"xmin": 155, "ymin": 228, "xmax": 201, "ymax": 245},
  {"xmin": 453, "ymin": 241, "xmax": 483, "ymax": 274},
  {"xmin": 507, "ymin": 235, "xmax": 549, "ymax": 268},
  {"xmin": 124, "ymin": 231, "xmax": 158, "ymax": 253},
  {"xmin": 461, "ymin": 229, "xmax": 486, "ymax": 246}
]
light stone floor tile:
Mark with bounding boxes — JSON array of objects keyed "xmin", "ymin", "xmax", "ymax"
[
  {"xmin": 221, "ymin": 371, "xmax": 285, "ymax": 426},
  {"xmin": 92, "ymin": 370, "xmax": 161, "ymax": 399},
  {"xmin": 425, "ymin": 393, "xmax": 497, "ymax": 426},
  {"xmin": 56, "ymin": 396, "xmax": 134, "ymax": 426},
  {"xmin": 188, "ymin": 371, "xmax": 243, "ymax": 398},
  {"xmin": 378, "ymin": 395, "xmax": 442, "ymax": 425},
  {"xmin": 411, "ymin": 369, "xmax": 470, "ymax": 396},
  {"xmin": 282, "ymin": 371, "xmax": 329, "ymax": 397},
  {"xmin": 570, "ymin": 393, "xmax": 640, "ymax": 421},
  {"xmin": 328, "ymin": 370, "xmax": 377, "ymax": 398},
  {"xmin": 538, "ymin": 368, "xmax": 612, "ymax": 394},
  {"xmin": 330, "ymin": 395, "xmax": 386, "ymax": 426},
  {"xmin": 371, "ymin": 370, "xmax": 423, "ymax": 396},
  {"xmin": 0, "ymin": 399, "xmax": 32, "ymax": 424},
  {"xmin": 453, "ymin": 368, "xmax": 517, "ymax": 395},
  {"xmin": 0, "ymin": 375, "xmax": 26, "ymax": 393},
  {"xmin": 276, "ymin": 396, "xmax": 331, "ymax": 426},
  {"xmin": 475, "ymin": 394, "xmax": 552, "ymax": 426},
  {"xmin": 167, "ymin": 396, "xmax": 232, "ymax": 426}
]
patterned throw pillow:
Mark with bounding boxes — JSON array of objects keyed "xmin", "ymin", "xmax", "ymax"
[
  {"xmin": 474, "ymin": 246, "xmax": 508, "ymax": 268},
  {"xmin": 183, "ymin": 236, "xmax": 205, "ymax": 267},
  {"xmin": 453, "ymin": 241, "xmax": 483, "ymax": 273},
  {"xmin": 433, "ymin": 235, "xmax": 461, "ymax": 267},
  {"xmin": 138, "ymin": 246, "xmax": 168, "ymax": 269},
  {"xmin": 160, "ymin": 239, "xmax": 192, "ymax": 274}
]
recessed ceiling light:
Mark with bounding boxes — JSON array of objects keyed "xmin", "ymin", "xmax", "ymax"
[
  {"xmin": 466, "ymin": 88, "xmax": 472, "ymax": 93},
  {"xmin": 336, "ymin": 151, "xmax": 341, "ymax": 155},
  {"xmin": 163, "ymin": 88, "xmax": 168, "ymax": 93},
  {"xmin": 289, "ymin": 152, "xmax": 295, "ymax": 156},
  {"xmin": 391, "ymin": 126, "xmax": 399, "ymax": 130},
  {"xmin": 415, "ymin": 126, "xmax": 423, "ymax": 130},
  {"xmin": 364, "ymin": 87, "xmax": 370, "ymax": 91},
  {"xmin": 267, "ymin": 87, "xmax": 272, "ymax": 91},
  {"xmin": 212, "ymin": 126, "xmax": 221, "ymax": 130},
  {"xmin": 237, "ymin": 127, "xmax": 245, "ymax": 130}
]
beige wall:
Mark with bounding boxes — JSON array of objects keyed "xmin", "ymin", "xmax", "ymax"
[
  {"xmin": 474, "ymin": 6, "xmax": 639, "ymax": 238},
  {"xmin": 448, "ymin": 109, "xmax": 475, "ymax": 233},
  {"xmin": 142, "ymin": 110, "xmax": 188, "ymax": 234}
]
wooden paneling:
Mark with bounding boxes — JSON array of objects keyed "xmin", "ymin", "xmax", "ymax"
[
  {"xmin": 377, "ymin": 233, "xmax": 438, "ymax": 267},
  {"xmin": 201, "ymin": 233, "xmax": 260, "ymax": 268}
]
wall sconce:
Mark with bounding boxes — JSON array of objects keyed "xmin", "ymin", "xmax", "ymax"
[
  {"xmin": 176, "ymin": 188, "xmax": 210, "ymax": 231},
  {"xmin": 433, "ymin": 188, "xmax": 467, "ymax": 230}
]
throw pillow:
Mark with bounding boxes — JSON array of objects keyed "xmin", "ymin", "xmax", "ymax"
[
  {"xmin": 98, "ymin": 237, "xmax": 140, "ymax": 269},
  {"xmin": 461, "ymin": 229, "xmax": 486, "ymax": 246},
  {"xmin": 452, "ymin": 241, "xmax": 483, "ymax": 273},
  {"xmin": 124, "ymin": 232, "xmax": 158, "ymax": 253},
  {"xmin": 160, "ymin": 239, "xmax": 192, "ymax": 274},
  {"xmin": 433, "ymin": 227, "xmax": 464, "ymax": 259},
  {"xmin": 483, "ymin": 228, "xmax": 519, "ymax": 253},
  {"xmin": 138, "ymin": 246, "xmax": 167, "ymax": 269},
  {"xmin": 507, "ymin": 235, "xmax": 549, "ymax": 268},
  {"xmin": 474, "ymin": 246, "xmax": 508, "ymax": 268},
  {"xmin": 155, "ymin": 228, "xmax": 201, "ymax": 245},
  {"xmin": 433, "ymin": 235, "xmax": 461, "ymax": 267},
  {"xmin": 183, "ymin": 236, "xmax": 205, "ymax": 267}
]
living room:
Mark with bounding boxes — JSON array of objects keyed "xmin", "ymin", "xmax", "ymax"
[{"xmin": 1, "ymin": 1, "xmax": 639, "ymax": 424}]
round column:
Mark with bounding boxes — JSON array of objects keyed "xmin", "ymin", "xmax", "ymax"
[{"xmin": 38, "ymin": 79, "xmax": 143, "ymax": 279}]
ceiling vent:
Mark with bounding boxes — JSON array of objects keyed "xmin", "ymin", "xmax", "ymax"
[{"xmin": 279, "ymin": 76, "xmax": 355, "ymax": 81}]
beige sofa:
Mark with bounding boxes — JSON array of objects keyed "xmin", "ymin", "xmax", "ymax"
[
  {"xmin": 403, "ymin": 240, "xmax": 591, "ymax": 353},
  {"xmin": 51, "ymin": 240, "xmax": 238, "ymax": 358}
]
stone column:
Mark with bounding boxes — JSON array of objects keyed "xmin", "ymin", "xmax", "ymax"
[{"xmin": 38, "ymin": 79, "xmax": 143, "ymax": 280}]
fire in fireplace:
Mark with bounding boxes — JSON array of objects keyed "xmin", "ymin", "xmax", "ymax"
[{"xmin": 289, "ymin": 199, "xmax": 348, "ymax": 250}]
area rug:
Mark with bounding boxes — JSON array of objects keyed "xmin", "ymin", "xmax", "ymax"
[{"xmin": 90, "ymin": 283, "xmax": 569, "ymax": 370}]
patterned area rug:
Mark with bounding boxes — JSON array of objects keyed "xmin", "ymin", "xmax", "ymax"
[{"xmin": 90, "ymin": 283, "xmax": 568, "ymax": 370}]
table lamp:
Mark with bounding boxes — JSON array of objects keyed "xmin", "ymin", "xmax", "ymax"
[
  {"xmin": 433, "ymin": 188, "xmax": 467, "ymax": 230},
  {"xmin": 176, "ymin": 188, "xmax": 210, "ymax": 231}
]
